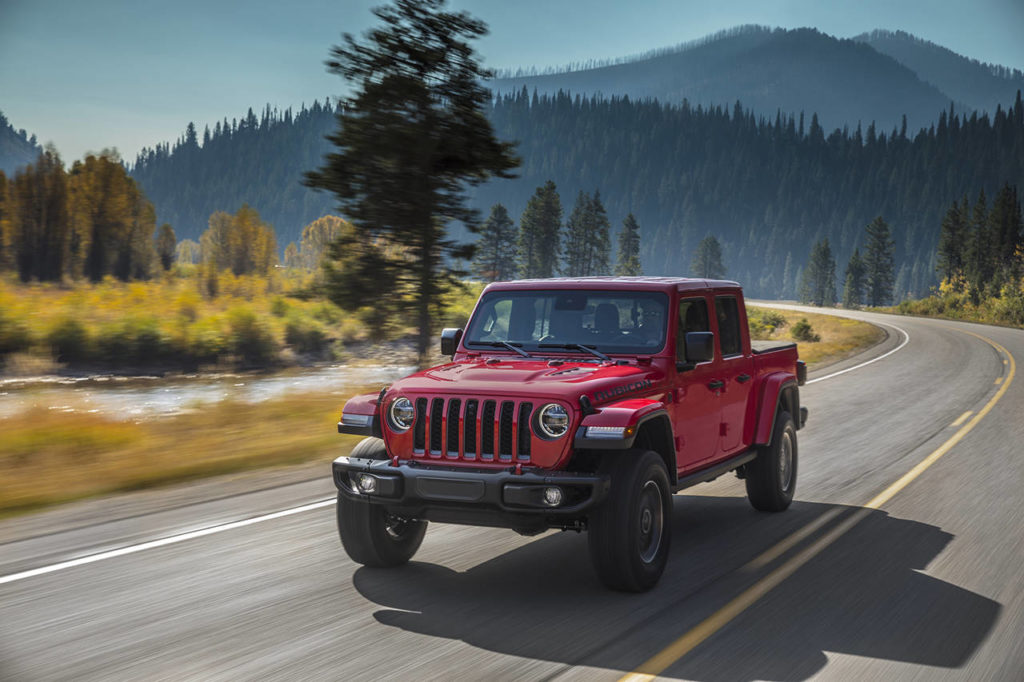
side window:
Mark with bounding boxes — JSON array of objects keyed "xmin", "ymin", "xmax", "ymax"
[
  {"xmin": 676, "ymin": 297, "xmax": 710, "ymax": 361},
  {"xmin": 714, "ymin": 296, "xmax": 742, "ymax": 357}
]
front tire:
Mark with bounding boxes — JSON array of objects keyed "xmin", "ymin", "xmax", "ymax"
[
  {"xmin": 337, "ymin": 437, "xmax": 427, "ymax": 567},
  {"xmin": 745, "ymin": 410, "xmax": 797, "ymax": 512},
  {"xmin": 588, "ymin": 450, "xmax": 672, "ymax": 592}
]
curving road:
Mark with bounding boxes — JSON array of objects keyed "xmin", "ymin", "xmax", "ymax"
[{"xmin": 1, "ymin": 306, "xmax": 1022, "ymax": 681}]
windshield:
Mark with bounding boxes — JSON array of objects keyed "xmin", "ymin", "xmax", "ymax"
[{"xmin": 464, "ymin": 289, "xmax": 669, "ymax": 355}]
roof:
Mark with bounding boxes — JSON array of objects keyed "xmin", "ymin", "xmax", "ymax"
[{"xmin": 482, "ymin": 276, "xmax": 742, "ymax": 293}]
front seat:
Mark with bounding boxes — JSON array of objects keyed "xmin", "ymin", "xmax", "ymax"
[{"xmin": 593, "ymin": 303, "xmax": 620, "ymax": 338}]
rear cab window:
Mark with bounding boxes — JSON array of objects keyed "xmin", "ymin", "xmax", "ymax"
[{"xmin": 714, "ymin": 295, "xmax": 743, "ymax": 357}]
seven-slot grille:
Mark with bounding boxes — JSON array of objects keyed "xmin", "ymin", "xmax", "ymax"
[{"xmin": 411, "ymin": 397, "xmax": 535, "ymax": 462}]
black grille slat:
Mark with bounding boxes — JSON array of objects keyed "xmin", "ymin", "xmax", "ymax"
[
  {"xmin": 481, "ymin": 400, "xmax": 496, "ymax": 460},
  {"xmin": 499, "ymin": 401, "xmax": 515, "ymax": 460},
  {"xmin": 408, "ymin": 396, "xmax": 533, "ymax": 463},
  {"xmin": 517, "ymin": 403, "xmax": 533, "ymax": 461},
  {"xmin": 446, "ymin": 399, "xmax": 461, "ymax": 457},
  {"xmin": 413, "ymin": 398, "xmax": 427, "ymax": 453},
  {"xmin": 429, "ymin": 398, "xmax": 444, "ymax": 455},
  {"xmin": 464, "ymin": 400, "xmax": 478, "ymax": 459}
]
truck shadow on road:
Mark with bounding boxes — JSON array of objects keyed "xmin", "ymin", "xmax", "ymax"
[{"xmin": 351, "ymin": 496, "xmax": 999, "ymax": 680}]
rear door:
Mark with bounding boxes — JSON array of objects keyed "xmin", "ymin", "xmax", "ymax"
[
  {"xmin": 713, "ymin": 294, "xmax": 754, "ymax": 455},
  {"xmin": 672, "ymin": 295, "xmax": 721, "ymax": 470}
]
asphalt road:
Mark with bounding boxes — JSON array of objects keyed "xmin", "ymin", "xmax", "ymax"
[{"xmin": 1, "ymin": 306, "xmax": 1022, "ymax": 681}]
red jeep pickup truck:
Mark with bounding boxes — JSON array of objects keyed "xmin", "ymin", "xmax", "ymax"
[{"xmin": 334, "ymin": 277, "xmax": 807, "ymax": 591}]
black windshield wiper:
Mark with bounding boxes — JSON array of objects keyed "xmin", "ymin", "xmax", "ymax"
[
  {"xmin": 538, "ymin": 343, "xmax": 611, "ymax": 362},
  {"xmin": 475, "ymin": 341, "xmax": 533, "ymax": 358}
]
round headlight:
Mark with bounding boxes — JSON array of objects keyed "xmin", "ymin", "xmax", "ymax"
[
  {"xmin": 388, "ymin": 397, "xmax": 415, "ymax": 432},
  {"xmin": 536, "ymin": 403, "xmax": 570, "ymax": 439}
]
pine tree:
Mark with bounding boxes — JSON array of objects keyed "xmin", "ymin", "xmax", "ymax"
[
  {"xmin": 303, "ymin": 0, "xmax": 519, "ymax": 361},
  {"xmin": 988, "ymin": 184, "xmax": 1023, "ymax": 282},
  {"xmin": 781, "ymin": 252, "xmax": 793, "ymax": 298},
  {"xmin": 800, "ymin": 238, "xmax": 837, "ymax": 306},
  {"xmin": 518, "ymin": 180, "xmax": 561, "ymax": 278},
  {"xmin": 11, "ymin": 147, "xmax": 70, "ymax": 282},
  {"xmin": 156, "ymin": 223, "xmax": 176, "ymax": 271},
  {"xmin": 615, "ymin": 213, "xmax": 642, "ymax": 276},
  {"xmin": 562, "ymin": 190, "xmax": 592, "ymax": 277},
  {"xmin": 936, "ymin": 197, "xmax": 968, "ymax": 285},
  {"xmin": 588, "ymin": 189, "xmax": 612, "ymax": 275},
  {"xmin": 863, "ymin": 216, "xmax": 895, "ymax": 306},
  {"xmin": 965, "ymin": 191, "xmax": 990, "ymax": 288},
  {"xmin": 473, "ymin": 203, "xmax": 517, "ymax": 281},
  {"xmin": 842, "ymin": 248, "xmax": 865, "ymax": 308},
  {"xmin": 690, "ymin": 235, "xmax": 725, "ymax": 279}
]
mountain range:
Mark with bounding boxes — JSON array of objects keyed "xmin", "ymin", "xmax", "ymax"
[{"xmin": 490, "ymin": 26, "xmax": 1024, "ymax": 134}]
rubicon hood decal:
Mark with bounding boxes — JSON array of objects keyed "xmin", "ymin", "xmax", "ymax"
[{"xmin": 592, "ymin": 379, "xmax": 653, "ymax": 404}]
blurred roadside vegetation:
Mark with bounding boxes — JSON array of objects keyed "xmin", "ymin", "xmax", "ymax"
[
  {"xmin": 887, "ymin": 186, "xmax": 1024, "ymax": 327},
  {"xmin": 888, "ymin": 275, "xmax": 1024, "ymax": 327},
  {"xmin": 0, "ymin": 263, "xmax": 483, "ymax": 375}
]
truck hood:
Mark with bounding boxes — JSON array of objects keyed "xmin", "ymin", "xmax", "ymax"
[{"xmin": 389, "ymin": 357, "xmax": 670, "ymax": 403}]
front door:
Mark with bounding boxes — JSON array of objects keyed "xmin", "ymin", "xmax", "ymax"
[
  {"xmin": 672, "ymin": 296, "xmax": 721, "ymax": 470},
  {"xmin": 713, "ymin": 295, "xmax": 754, "ymax": 455}
]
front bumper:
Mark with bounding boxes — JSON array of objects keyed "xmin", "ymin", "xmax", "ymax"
[{"xmin": 332, "ymin": 456, "xmax": 610, "ymax": 529}]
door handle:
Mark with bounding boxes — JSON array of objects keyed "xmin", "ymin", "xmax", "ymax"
[
  {"xmin": 707, "ymin": 379, "xmax": 724, "ymax": 390},
  {"xmin": 736, "ymin": 374, "xmax": 751, "ymax": 383}
]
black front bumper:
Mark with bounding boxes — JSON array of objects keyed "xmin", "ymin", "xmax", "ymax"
[{"xmin": 332, "ymin": 456, "xmax": 610, "ymax": 530}]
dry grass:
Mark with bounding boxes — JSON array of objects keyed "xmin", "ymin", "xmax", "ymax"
[
  {"xmin": 749, "ymin": 307, "xmax": 884, "ymax": 368},
  {"xmin": 0, "ymin": 391, "xmax": 364, "ymax": 517}
]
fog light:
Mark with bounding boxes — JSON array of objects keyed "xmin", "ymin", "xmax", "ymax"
[
  {"xmin": 357, "ymin": 474, "xmax": 378, "ymax": 494},
  {"xmin": 542, "ymin": 486, "xmax": 563, "ymax": 507}
]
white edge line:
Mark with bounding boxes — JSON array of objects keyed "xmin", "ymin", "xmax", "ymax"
[
  {"xmin": 1, "ymin": 316, "xmax": 911, "ymax": 585},
  {"xmin": 807, "ymin": 322, "xmax": 910, "ymax": 384},
  {"xmin": 0, "ymin": 498, "xmax": 335, "ymax": 585}
]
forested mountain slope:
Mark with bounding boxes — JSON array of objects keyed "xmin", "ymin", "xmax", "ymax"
[
  {"xmin": 128, "ymin": 91, "xmax": 1024, "ymax": 300},
  {"xmin": 130, "ymin": 101, "xmax": 339, "ymax": 247},
  {"xmin": 855, "ymin": 29, "xmax": 1024, "ymax": 117},
  {"xmin": 488, "ymin": 26, "xmax": 954, "ymax": 134},
  {"xmin": 0, "ymin": 112, "xmax": 41, "ymax": 175}
]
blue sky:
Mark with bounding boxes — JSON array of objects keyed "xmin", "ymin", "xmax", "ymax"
[{"xmin": 2, "ymin": 0, "xmax": 1022, "ymax": 162}]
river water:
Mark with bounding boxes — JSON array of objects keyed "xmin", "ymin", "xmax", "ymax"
[{"xmin": 0, "ymin": 364, "xmax": 416, "ymax": 421}]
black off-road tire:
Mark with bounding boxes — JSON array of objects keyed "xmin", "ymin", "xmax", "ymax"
[
  {"xmin": 337, "ymin": 437, "xmax": 427, "ymax": 567},
  {"xmin": 745, "ymin": 410, "xmax": 797, "ymax": 512},
  {"xmin": 587, "ymin": 450, "xmax": 672, "ymax": 592}
]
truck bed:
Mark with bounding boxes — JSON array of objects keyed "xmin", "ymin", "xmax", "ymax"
[{"xmin": 751, "ymin": 340, "xmax": 797, "ymax": 354}]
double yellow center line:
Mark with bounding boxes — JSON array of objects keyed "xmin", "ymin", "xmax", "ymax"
[{"xmin": 621, "ymin": 328, "xmax": 1015, "ymax": 681}]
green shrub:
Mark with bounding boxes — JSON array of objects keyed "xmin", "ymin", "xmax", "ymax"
[
  {"xmin": 187, "ymin": 317, "xmax": 228, "ymax": 363},
  {"xmin": 46, "ymin": 317, "xmax": 91, "ymax": 363},
  {"xmin": 227, "ymin": 307, "xmax": 277, "ymax": 366},
  {"xmin": 95, "ymin": 317, "xmax": 169, "ymax": 365},
  {"xmin": 791, "ymin": 318, "xmax": 821, "ymax": 343},
  {"xmin": 284, "ymin": 313, "xmax": 329, "ymax": 355},
  {"xmin": 0, "ymin": 310, "xmax": 33, "ymax": 355},
  {"xmin": 311, "ymin": 301, "xmax": 343, "ymax": 324},
  {"xmin": 270, "ymin": 296, "xmax": 290, "ymax": 317}
]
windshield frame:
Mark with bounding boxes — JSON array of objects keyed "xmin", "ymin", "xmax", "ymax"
[{"xmin": 462, "ymin": 288, "xmax": 670, "ymax": 357}]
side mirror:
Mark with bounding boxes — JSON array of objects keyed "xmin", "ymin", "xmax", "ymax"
[
  {"xmin": 684, "ymin": 331, "xmax": 715, "ymax": 363},
  {"xmin": 440, "ymin": 328, "xmax": 463, "ymax": 357}
]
